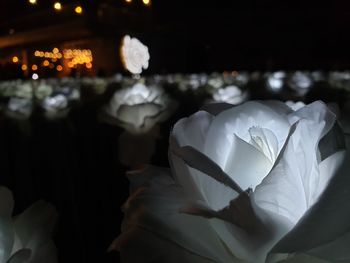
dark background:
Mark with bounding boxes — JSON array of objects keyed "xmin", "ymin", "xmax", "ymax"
[{"xmin": 1, "ymin": 0, "xmax": 350, "ymax": 72}]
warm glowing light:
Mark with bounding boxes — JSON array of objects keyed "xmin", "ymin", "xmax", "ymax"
[
  {"xmin": 125, "ymin": 0, "xmax": 132, "ymax": 3},
  {"xmin": 32, "ymin": 64, "xmax": 38, "ymax": 71},
  {"xmin": 63, "ymin": 48, "xmax": 93, "ymax": 68},
  {"xmin": 49, "ymin": 63, "xmax": 55, "ymax": 69},
  {"xmin": 32, "ymin": 73, "xmax": 39, "ymax": 80},
  {"xmin": 52, "ymin": 58, "xmax": 57, "ymax": 62},
  {"xmin": 39, "ymin": 51, "xmax": 45, "ymax": 57},
  {"xmin": 28, "ymin": 0, "xmax": 37, "ymax": 4},
  {"xmin": 34, "ymin": 51, "xmax": 40, "ymax": 57},
  {"xmin": 53, "ymin": 47, "xmax": 59, "ymax": 54},
  {"xmin": 142, "ymin": 0, "xmax": 151, "ymax": 6},
  {"xmin": 54, "ymin": 2, "xmax": 62, "ymax": 10},
  {"xmin": 86, "ymin": 62, "xmax": 92, "ymax": 69},
  {"xmin": 21, "ymin": 65, "xmax": 28, "ymax": 71},
  {"xmin": 75, "ymin": 6, "xmax": 83, "ymax": 14},
  {"xmin": 43, "ymin": 60, "xmax": 50, "ymax": 67},
  {"xmin": 12, "ymin": 56, "xmax": 19, "ymax": 63},
  {"xmin": 56, "ymin": 65, "xmax": 63, "ymax": 71}
]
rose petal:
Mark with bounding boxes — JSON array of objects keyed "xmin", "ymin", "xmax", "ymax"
[
  {"xmin": 269, "ymin": 149, "xmax": 350, "ymax": 255},
  {"xmin": 120, "ymin": 166, "xmax": 236, "ymax": 263}
]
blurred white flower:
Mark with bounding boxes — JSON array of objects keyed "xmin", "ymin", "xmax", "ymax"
[
  {"xmin": 207, "ymin": 74, "xmax": 224, "ymax": 90},
  {"xmin": 0, "ymin": 186, "xmax": 57, "ymax": 263},
  {"xmin": 266, "ymin": 71, "xmax": 286, "ymax": 92},
  {"xmin": 42, "ymin": 94, "xmax": 69, "ymax": 119},
  {"xmin": 120, "ymin": 35, "xmax": 150, "ymax": 75},
  {"xmin": 212, "ymin": 85, "xmax": 247, "ymax": 105},
  {"xmin": 15, "ymin": 82, "xmax": 33, "ymax": 99},
  {"xmin": 288, "ymin": 71, "xmax": 313, "ymax": 96},
  {"xmin": 329, "ymin": 71, "xmax": 350, "ymax": 91},
  {"xmin": 35, "ymin": 82, "xmax": 53, "ymax": 100},
  {"xmin": 103, "ymin": 83, "xmax": 177, "ymax": 134},
  {"xmin": 285, "ymin": 100, "xmax": 306, "ymax": 111},
  {"xmin": 114, "ymin": 101, "xmax": 348, "ymax": 263},
  {"xmin": 6, "ymin": 98, "xmax": 33, "ymax": 119}
]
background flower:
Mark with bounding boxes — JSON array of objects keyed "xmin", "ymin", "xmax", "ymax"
[
  {"xmin": 211, "ymin": 85, "xmax": 247, "ymax": 105},
  {"xmin": 102, "ymin": 83, "xmax": 177, "ymax": 134},
  {"xmin": 120, "ymin": 35, "xmax": 150, "ymax": 75}
]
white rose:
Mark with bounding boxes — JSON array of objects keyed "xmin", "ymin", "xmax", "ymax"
[
  {"xmin": 120, "ymin": 35, "xmax": 150, "ymax": 75},
  {"xmin": 113, "ymin": 101, "xmax": 348, "ymax": 263},
  {"xmin": 34, "ymin": 82, "xmax": 53, "ymax": 100},
  {"xmin": 212, "ymin": 85, "xmax": 247, "ymax": 105},
  {"xmin": 15, "ymin": 82, "xmax": 33, "ymax": 99},
  {"xmin": 0, "ymin": 186, "xmax": 57, "ymax": 263},
  {"xmin": 102, "ymin": 83, "xmax": 177, "ymax": 134},
  {"xmin": 6, "ymin": 98, "xmax": 33, "ymax": 120},
  {"xmin": 42, "ymin": 94, "xmax": 69, "ymax": 119},
  {"xmin": 285, "ymin": 100, "xmax": 305, "ymax": 111}
]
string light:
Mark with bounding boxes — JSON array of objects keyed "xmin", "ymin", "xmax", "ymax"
[
  {"xmin": 75, "ymin": 6, "xmax": 83, "ymax": 14},
  {"xmin": 142, "ymin": 0, "xmax": 151, "ymax": 6},
  {"xmin": 32, "ymin": 73, "xmax": 39, "ymax": 80},
  {"xmin": 43, "ymin": 60, "xmax": 50, "ymax": 67},
  {"xmin": 56, "ymin": 65, "xmax": 63, "ymax": 72},
  {"xmin": 21, "ymin": 65, "xmax": 28, "ymax": 71},
  {"xmin": 12, "ymin": 56, "xmax": 19, "ymax": 63},
  {"xmin": 54, "ymin": 2, "xmax": 62, "ymax": 11},
  {"xmin": 28, "ymin": 0, "xmax": 37, "ymax": 5},
  {"xmin": 32, "ymin": 64, "xmax": 38, "ymax": 71},
  {"xmin": 125, "ymin": 0, "xmax": 132, "ymax": 3}
]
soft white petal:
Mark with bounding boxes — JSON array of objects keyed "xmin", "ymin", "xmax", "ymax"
[
  {"xmin": 269, "ymin": 149, "xmax": 350, "ymax": 254},
  {"xmin": 172, "ymin": 111, "xmax": 214, "ymax": 152},
  {"xmin": 117, "ymin": 103, "xmax": 162, "ymax": 132},
  {"xmin": 204, "ymin": 101, "xmax": 291, "ymax": 169},
  {"xmin": 119, "ymin": 166, "xmax": 236, "ymax": 263},
  {"xmin": 170, "ymin": 111, "xmax": 216, "ymax": 203},
  {"xmin": 311, "ymin": 151, "xmax": 345, "ymax": 204},
  {"xmin": 224, "ymin": 134, "xmax": 272, "ymax": 191}
]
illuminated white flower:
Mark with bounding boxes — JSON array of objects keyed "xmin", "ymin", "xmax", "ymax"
[
  {"xmin": 285, "ymin": 100, "xmax": 305, "ymax": 111},
  {"xmin": 15, "ymin": 82, "xmax": 33, "ymax": 99},
  {"xmin": 42, "ymin": 94, "xmax": 69, "ymax": 119},
  {"xmin": 35, "ymin": 82, "xmax": 53, "ymax": 100},
  {"xmin": 212, "ymin": 85, "xmax": 247, "ymax": 105},
  {"xmin": 120, "ymin": 35, "xmax": 150, "ymax": 75},
  {"xmin": 113, "ymin": 101, "xmax": 348, "ymax": 263},
  {"xmin": 103, "ymin": 83, "xmax": 176, "ymax": 134},
  {"xmin": 0, "ymin": 186, "xmax": 57, "ymax": 263},
  {"xmin": 6, "ymin": 98, "xmax": 33, "ymax": 119},
  {"xmin": 287, "ymin": 71, "xmax": 313, "ymax": 96},
  {"xmin": 266, "ymin": 71, "xmax": 286, "ymax": 92}
]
